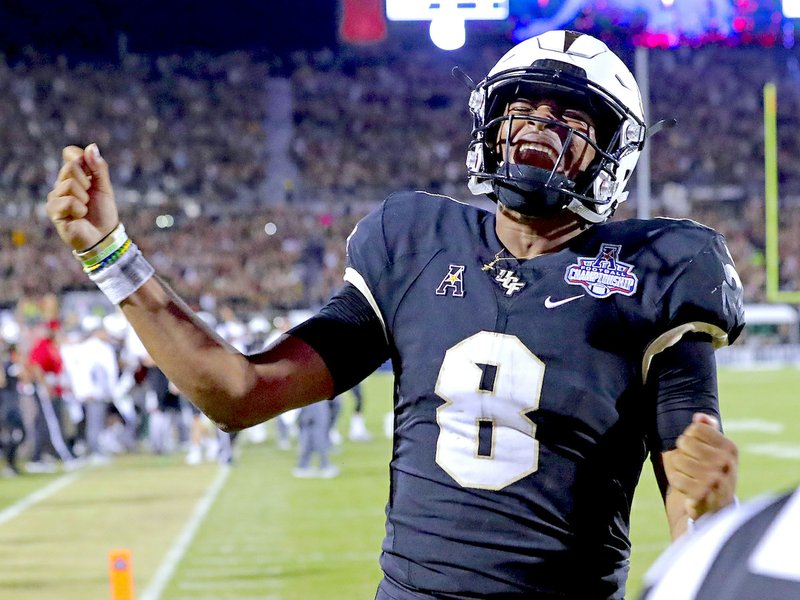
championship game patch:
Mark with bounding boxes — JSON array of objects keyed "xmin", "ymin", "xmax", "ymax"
[{"xmin": 564, "ymin": 244, "xmax": 638, "ymax": 298}]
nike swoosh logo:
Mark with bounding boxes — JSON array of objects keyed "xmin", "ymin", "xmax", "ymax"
[{"xmin": 544, "ymin": 294, "xmax": 585, "ymax": 308}]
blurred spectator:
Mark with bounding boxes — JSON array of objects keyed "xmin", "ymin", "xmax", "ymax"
[{"xmin": 0, "ymin": 42, "xmax": 799, "ymax": 312}]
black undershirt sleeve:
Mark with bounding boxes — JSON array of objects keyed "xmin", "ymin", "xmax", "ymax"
[
  {"xmin": 288, "ymin": 283, "xmax": 390, "ymax": 397},
  {"xmin": 647, "ymin": 332, "xmax": 720, "ymax": 455}
]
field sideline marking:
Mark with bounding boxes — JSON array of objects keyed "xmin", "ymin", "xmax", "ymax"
[
  {"xmin": 0, "ymin": 471, "xmax": 82, "ymax": 526},
  {"xmin": 140, "ymin": 464, "xmax": 231, "ymax": 600}
]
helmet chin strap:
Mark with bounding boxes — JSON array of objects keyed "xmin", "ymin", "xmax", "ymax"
[
  {"xmin": 492, "ymin": 164, "xmax": 573, "ymax": 218},
  {"xmin": 565, "ymin": 198, "xmax": 609, "ymax": 224}
]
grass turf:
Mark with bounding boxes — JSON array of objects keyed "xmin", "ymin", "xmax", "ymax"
[{"xmin": 0, "ymin": 368, "xmax": 797, "ymax": 599}]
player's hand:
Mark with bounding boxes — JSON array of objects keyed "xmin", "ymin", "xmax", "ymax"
[
  {"xmin": 45, "ymin": 144, "xmax": 119, "ymax": 252},
  {"xmin": 669, "ymin": 413, "xmax": 738, "ymax": 521}
]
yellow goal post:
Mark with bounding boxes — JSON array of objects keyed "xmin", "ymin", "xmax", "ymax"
[{"xmin": 763, "ymin": 82, "xmax": 800, "ymax": 303}]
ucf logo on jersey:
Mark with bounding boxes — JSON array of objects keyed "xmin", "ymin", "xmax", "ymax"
[{"xmin": 495, "ymin": 269, "xmax": 525, "ymax": 296}]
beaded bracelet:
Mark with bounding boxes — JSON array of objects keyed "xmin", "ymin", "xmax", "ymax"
[
  {"xmin": 71, "ymin": 222, "xmax": 155, "ymax": 304},
  {"xmin": 83, "ymin": 238, "xmax": 132, "ymax": 274},
  {"xmin": 73, "ymin": 223, "xmax": 128, "ymax": 270}
]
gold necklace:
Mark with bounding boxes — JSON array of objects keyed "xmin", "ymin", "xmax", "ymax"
[{"xmin": 481, "ymin": 249, "xmax": 519, "ymax": 272}]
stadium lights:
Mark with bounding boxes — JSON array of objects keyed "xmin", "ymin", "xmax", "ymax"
[
  {"xmin": 429, "ymin": 14, "xmax": 467, "ymax": 51},
  {"xmin": 155, "ymin": 214, "xmax": 175, "ymax": 229},
  {"xmin": 785, "ymin": 0, "xmax": 800, "ymax": 18},
  {"xmin": 386, "ymin": 0, "xmax": 509, "ymax": 51}
]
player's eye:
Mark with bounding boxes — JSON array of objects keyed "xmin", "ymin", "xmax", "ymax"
[
  {"xmin": 508, "ymin": 104, "xmax": 534, "ymax": 115},
  {"xmin": 563, "ymin": 110, "xmax": 594, "ymax": 129}
]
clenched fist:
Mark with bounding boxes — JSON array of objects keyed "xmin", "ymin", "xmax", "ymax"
[
  {"xmin": 668, "ymin": 413, "xmax": 739, "ymax": 521},
  {"xmin": 46, "ymin": 144, "xmax": 119, "ymax": 253}
]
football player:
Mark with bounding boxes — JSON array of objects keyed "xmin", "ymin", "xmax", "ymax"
[{"xmin": 46, "ymin": 30, "xmax": 743, "ymax": 599}]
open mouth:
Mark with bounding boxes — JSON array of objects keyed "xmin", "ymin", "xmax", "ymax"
[{"xmin": 513, "ymin": 141, "xmax": 560, "ymax": 172}]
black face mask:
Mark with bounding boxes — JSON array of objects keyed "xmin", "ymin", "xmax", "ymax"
[{"xmin": 492, "ymin": 163, "xmax": 574, "ymax": 218}]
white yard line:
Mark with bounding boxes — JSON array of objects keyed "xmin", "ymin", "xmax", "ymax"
[
  {"xmin": 0, "ymin": 471, "xmax": 81, "ymax": 526},
  {"xmin": 140, "ymin": 465, "xmax": 231, "ymax": 600},
  {"xmin": 746, "ymin": 443, "xmax": 800, "ymax": 460},
  {"xmin": 725, "ymin": 419, "xmax": 784, "ymax": 434}
]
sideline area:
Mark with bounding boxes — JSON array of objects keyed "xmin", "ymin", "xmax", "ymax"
[
  {"xmin": 0, "ymin": 470, "xmax": 83, "ymax": 526},
  {"xmin": 0, "ymin": 453, "xmax": 221, "ymax": 600}
]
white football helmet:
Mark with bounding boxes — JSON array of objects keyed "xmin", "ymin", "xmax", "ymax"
[{"xmin": 465, "ymin": 30, "xmax": 647, "ymax": 223}]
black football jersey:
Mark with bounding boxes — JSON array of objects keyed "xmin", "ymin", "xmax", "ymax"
[{"xmin": 338, "ymin": 192, "xmax": 744, "ymax": 599}]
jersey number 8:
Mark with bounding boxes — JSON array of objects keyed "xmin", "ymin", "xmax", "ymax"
[{"xmin": 435, "ymin": 331, "xmax": 543, "ymax": 490}]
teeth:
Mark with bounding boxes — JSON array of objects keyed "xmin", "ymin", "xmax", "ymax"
[{"xmin": 518, "ymin": 142, "xmax": 558, "ymax": 161}]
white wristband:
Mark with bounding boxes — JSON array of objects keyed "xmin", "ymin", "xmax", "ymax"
[{"xmin": 88, "ymin": 243, "xmax": 155, "ymax": 304}]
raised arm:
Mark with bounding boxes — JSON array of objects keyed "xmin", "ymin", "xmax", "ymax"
[{"xmin": 46, "ymin": 145, "xmax": 333, "ymax": 431}]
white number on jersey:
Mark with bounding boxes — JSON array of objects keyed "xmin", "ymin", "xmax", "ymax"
[{"xmin": 435, "ymin": 331, "xmax": 543, "ymax": 490}]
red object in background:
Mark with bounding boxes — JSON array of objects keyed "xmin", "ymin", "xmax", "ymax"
[
  {"xmin": 28, "ymin": 334, "xmax": 65, "ymax": 396},
  {"xmin": 339, "ymin": 0, "xmax": 387, "ymax": 44}
]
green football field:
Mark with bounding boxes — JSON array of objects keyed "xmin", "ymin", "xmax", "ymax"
[{"xmin": 0, "ymin": 367, "xmax": 798, "ymax": 600}]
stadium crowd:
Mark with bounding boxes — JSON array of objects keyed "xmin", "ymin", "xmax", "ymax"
[
  {"xmin": 2, "ymin": 41, "xmax": 800, "ymax": 313},
  {"xmin": 1, "ymin": 38, "xmax": 800, "ymax": 472}
]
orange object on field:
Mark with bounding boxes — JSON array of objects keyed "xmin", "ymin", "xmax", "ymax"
[{"xmin": 108, "ymin": 548, "xmax": 135, "ymax": 600}]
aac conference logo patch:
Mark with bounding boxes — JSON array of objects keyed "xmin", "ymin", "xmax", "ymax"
[
  {"xmin": 436, "ymin": 264, "xmax": 466, "ymax": 297},
  {"xmin": 564, "ymin": 243, "xmax": 638, "ymax": 299}
]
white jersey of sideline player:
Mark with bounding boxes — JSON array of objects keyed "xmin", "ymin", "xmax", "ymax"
[{"xmin": 639, "ymin": 487, "xmax": 800, "ymax": 600}]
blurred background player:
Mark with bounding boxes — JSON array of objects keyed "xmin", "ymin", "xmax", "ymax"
[
  {"xmin": 346, "ymin": 382, "xmax": 371, "ymax": 442},
  {"xmin": 0, "ymin": 342, "xmax": 26, "ymax": 476},
  {"xmin": 293, "ymin": 399, "xmax": 339, "ymax": 479},
  {"xmin": 142, "ymin": 357, "xmax": 188, "ymax": 455},
  {"xmin": 25, "ymin": 319, "xmax": 76, "ymax": 471},
  {"xmin": 61, "ymin": 318, "xmax": 122, "ymax": 461}
]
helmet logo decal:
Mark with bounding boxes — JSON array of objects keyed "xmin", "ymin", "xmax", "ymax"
[
  {"xmin": 564, "ymin": 244, "xmax": 638, "ymax": 298},
  {"xmin": 494, "ymin": 269, "xmax": 525, "ymax": 296},
  {"xmin": 562, "ymin": 30, "xmax": 583, "ymax": 52},
  {"xmin": 436, "ymin": 265, "xmax": 466, "ymax": 297}
]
